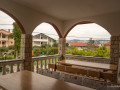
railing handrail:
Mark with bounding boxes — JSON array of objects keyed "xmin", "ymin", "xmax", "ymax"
[
  {"xmin": 0, "ymin": 59, "xmax": 24, "ymax": 65},
  {"xmin": 64, "ymin": 54, "xmax": 110, "ymax": 60},
  {"xmin": 32, "ymin": 54, "xmax": 61, "ymax": 61}
]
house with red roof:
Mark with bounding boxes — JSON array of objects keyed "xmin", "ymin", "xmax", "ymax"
[
  {"xmin": 68, "ymin": 42, "xmax": 98, "ymax": 50},
  {"xmin": 104, "ymin": 42, "xmax": 111, "ymax": 50}
]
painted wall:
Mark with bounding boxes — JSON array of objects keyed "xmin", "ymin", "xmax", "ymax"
[
  {"xmin": 0, "ymin": 0, "xmax": 120, "ymax": 38},
  {"xmin": 0, "ymin": 0, "xmax": 63, "ymax": 37}
]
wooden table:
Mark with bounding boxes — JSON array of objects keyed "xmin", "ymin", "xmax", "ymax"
[
  {"xmin": 57, "ymin": 60, "xmax": 117, "ymax": 71},
  {"xmin": 0, "ymin": 70, "xmax": 94, "ymax": 90}
]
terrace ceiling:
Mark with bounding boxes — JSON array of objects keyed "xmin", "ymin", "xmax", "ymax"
[{"xmin": 10, "ymin": 0, "xmax": 120, "ymax": 20}]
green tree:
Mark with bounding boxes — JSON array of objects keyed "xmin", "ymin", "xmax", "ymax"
[
  {"xmin": 87, "ymin": 38, "xmax": 95, "ymax": 50},
  {"xmin": 52, "ymin": 41, "xmax": 58, "ymax": 47},
  {"xmin": 9, "ymin": 22, "xmax": 22, "ymax": 59},
  {"xmin": 0, "ymin": 46, "xmax": 8, "ymax": 60},
  {"xmin": 0, "ymin": 46, "xmax": 8, "ymax": 55}
]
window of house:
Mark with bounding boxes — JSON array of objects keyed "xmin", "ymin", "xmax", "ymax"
[
  {"xmin": 2, "ymin": 41, "xmax": 6, "ymax": 45},
  {"xmin": 2, "ymin": 34, "xmax": 6, "ymax": 38}
]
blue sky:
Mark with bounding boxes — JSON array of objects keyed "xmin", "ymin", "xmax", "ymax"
[{"xmin": 0, "ymin": 11, "xmax": 111, "ymax": 40}]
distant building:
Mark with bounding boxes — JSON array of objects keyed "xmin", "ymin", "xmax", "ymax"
[
  {"xmin": 104, "ymin": 42, "xmax": 111, "ymax": 50},
  {"xmin": 0, "ymin": 29, "xmax": 14, "ymax": 47},
  {"xmin": 69, "ymin": 42, "xmax": 98, "ymax": 50},
  {"xmin": 32, "ymin": 33, "xmax": 55, "ymax": 47}
]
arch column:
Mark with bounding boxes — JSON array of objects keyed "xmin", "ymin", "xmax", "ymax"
[
  {"xmin": 58, "ymin": 38, "xmax": 66, "ymax": 60},
  {"xmin": 21, "ymin": 34, "xmax": 33, "ymax": 71},
  {"xmin": 110, "ymin": 36, "xmax": 120, "ymax": 83}
]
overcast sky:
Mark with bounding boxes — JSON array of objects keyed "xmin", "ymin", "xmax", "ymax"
[{"xmin": 0, "ymin": 11, "xmax": 111, "ymax": 40}]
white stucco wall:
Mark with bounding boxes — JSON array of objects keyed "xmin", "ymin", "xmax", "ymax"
[
  {"xmin": 0, "ymin": 0, "xmax": 63, "ymax": 37},
  {"xmin": 0, "ymin": 0, "xmax": 120, "ymax": 38}
]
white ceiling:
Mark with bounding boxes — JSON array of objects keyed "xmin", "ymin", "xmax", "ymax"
[{"xmin": 11, "ymin": 0, "xmax": 120, "ymax": 20}]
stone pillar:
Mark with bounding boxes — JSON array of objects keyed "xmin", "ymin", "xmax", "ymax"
[
  {"xmin": 110, "ymin": 36, "xmax": 119, "ymax": 64},
  {"xmin": 58, "ymin": 38, "xmax": 66, "ymax": 60},
  {"xmin": 21, "ymin": 34, "xmax": 33, "ymax": 71},
  {"xmin": 110, "ymin": 36, "xmax": 120, "ymax": 83}
]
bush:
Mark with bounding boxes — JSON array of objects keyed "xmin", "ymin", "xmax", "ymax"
[
  {"xmin": 66, "ymin": 46, "xmax": 110, "ymax": 57},
  {"xmin": 47, "ymin": 47, "xmax": 58, "ymax": 55}
]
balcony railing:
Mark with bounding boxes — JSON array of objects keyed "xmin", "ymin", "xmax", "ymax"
[
  {"xmin": 0, "ymin": 59, "xmax": 24, "ymax": 75},
  {"xmin": 0, "ymin": 55, "xmax": 61, "ymax": 75},
  {"xmin": 32, "ymin": 54, "xmax": 61, "ymax": 73},
  {"xmin": 0, "ymin": 54, "xmax": 110, "ymax": 75}
]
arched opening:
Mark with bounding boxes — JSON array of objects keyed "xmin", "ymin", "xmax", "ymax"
[
  {"xmin": 0, "ymin": 9, "xmax": 25, "ymax": 74},
  {"xmin": 65, "ymin": 23, "xmax": 111, "ymax": 58},
  {"xmin": 32, "ymin": 22, "xmax": 60, "ymax": 70},
  {"xmin": 32, "ymin": 22, "xmax": 60, "ymax": 57}
]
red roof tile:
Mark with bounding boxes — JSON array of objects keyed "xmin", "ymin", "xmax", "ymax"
[
  {"xmin": 104, "ymin": 42, "xmax": 111, "ymax": 46},
  {"xmin": 69, "ymin": 42, "xmax": 98, "ymax": 47}
]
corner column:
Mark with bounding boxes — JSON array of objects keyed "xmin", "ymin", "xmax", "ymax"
[
  {"xmin": 58, "ymin": 38, "xmax": 66, "ymax": 60},
  {"xmin": 110, "ymin": 36, "xmax": 120, "ymax": 83},
  {"xmin": 21, "ymin": 34, "xmax": 33, "ymax": 71}
]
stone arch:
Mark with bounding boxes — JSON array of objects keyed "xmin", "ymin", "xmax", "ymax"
[
  {"xmin": 0, "ymin": 8, "xmax": 26, "ymax": 34},
  {"xmin": 64, "ymin": 21, "xmax": 111, "ymax": 38}
]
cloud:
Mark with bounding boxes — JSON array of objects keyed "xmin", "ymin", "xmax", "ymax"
[
  {"xmin": 0, "ymin": 11, "xmax": 14, "ymax": 30},
  {"xmin": 67, "ymin": 23, "xmax": 111, "ymax": 40}
]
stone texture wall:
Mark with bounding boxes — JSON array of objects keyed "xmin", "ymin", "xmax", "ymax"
[
  {"xmin": 21, "ymin": 34, "xmax": 33, "ymax": 71},
  {"xmin": 58, "ymin": 38, "xmax": 66, "ymax": 60},
  {"xmin": 39, "ymin": 69, "xmax": 120, "ymax": 90},
  {"xmin": 110, "ymin": 36, "xmax": 119, "ymax": 64},
  {"xmin": 110, "ymin": 36, "xmax": 120, "ymax": 83}
]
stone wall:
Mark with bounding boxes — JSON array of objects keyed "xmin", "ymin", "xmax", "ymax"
[
  {"xmin": 58, "ymin": 38, "xmax": 66, "ymax": 60},
  {"xmin": 110, "ymin": 36, "xmax": 120, "ymax": 83},
  {"xmin": 21, "ymin": 34, "xmax": 33, "ymax": 71},
  {"xmin": 110, "ymin": 36, "xmax": 120, "ymax": 64},
  {"xmin": 39, "ymin": 69, "xmax": 120, "ymax": 90}
]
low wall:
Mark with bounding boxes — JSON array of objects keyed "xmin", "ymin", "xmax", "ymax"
[{"xmin": 39, "ymin": 69, "xmax": 119, "ymax": 90}]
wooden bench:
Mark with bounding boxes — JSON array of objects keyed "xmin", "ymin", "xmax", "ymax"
[
  {"xmin": 48, "ymin": 64, "xmax": 115, "ymax": 82},
  {"xmin": 66, "ymin": 66, "xmax": 87, "ymax": 76},
  {"xmin": 56, "ymin": 65, "xmax": 66, "ymax": 72},
  {"xmin": 101, "ymin": 72, "xmax": 114, "ymax": 82},
  {"xmin": 48, "ymin": 64, "xmax": 56, "ymax": 71},
  {"xmin": 88, "ymin": 70, "xmax": 100, "ymax": 79}
]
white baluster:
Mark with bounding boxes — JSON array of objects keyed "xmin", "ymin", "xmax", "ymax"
[
  {"xmin": 17, "ymin": 63, "xmax": 20, "ymax": 72},
  {"xmin": 2, "ymin": 65, "xmax": 6, "ymax": 75},
  {"xmin": 21, "ymin": 63, "xmax": 24, "ymax": 70},
  {"xmin": 44, "ymin": 59, "xmax": 47, "ymax": 69},
  {"xmin": 52, "ymin": 58, "xmax": 53, "ymax": 64},
  {"xmin": 40, "ymin": 60, "xmax": 43, "ymax": 69},
  {"xmin": 36, "ymin": 61, "xmax": 39, "ymax": 73},
  {"xmin": 55, "ymin": 58, "xmax": 56, "ymax": 64},
  {"xmin": 10, "ymin": 64, "xmax": 13, "ymax": 73},
  {"xmin": 48, "ymin": 58, "xmax": 50, "ymax": 64}
]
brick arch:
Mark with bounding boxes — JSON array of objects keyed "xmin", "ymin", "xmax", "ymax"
[
  {"xmin": 0, "ymin": 8, "xmax": 26, "ymax": 34},
  {"xmin": 64, "ymin": 21, "xmax": 92, "ymax": 38}
]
